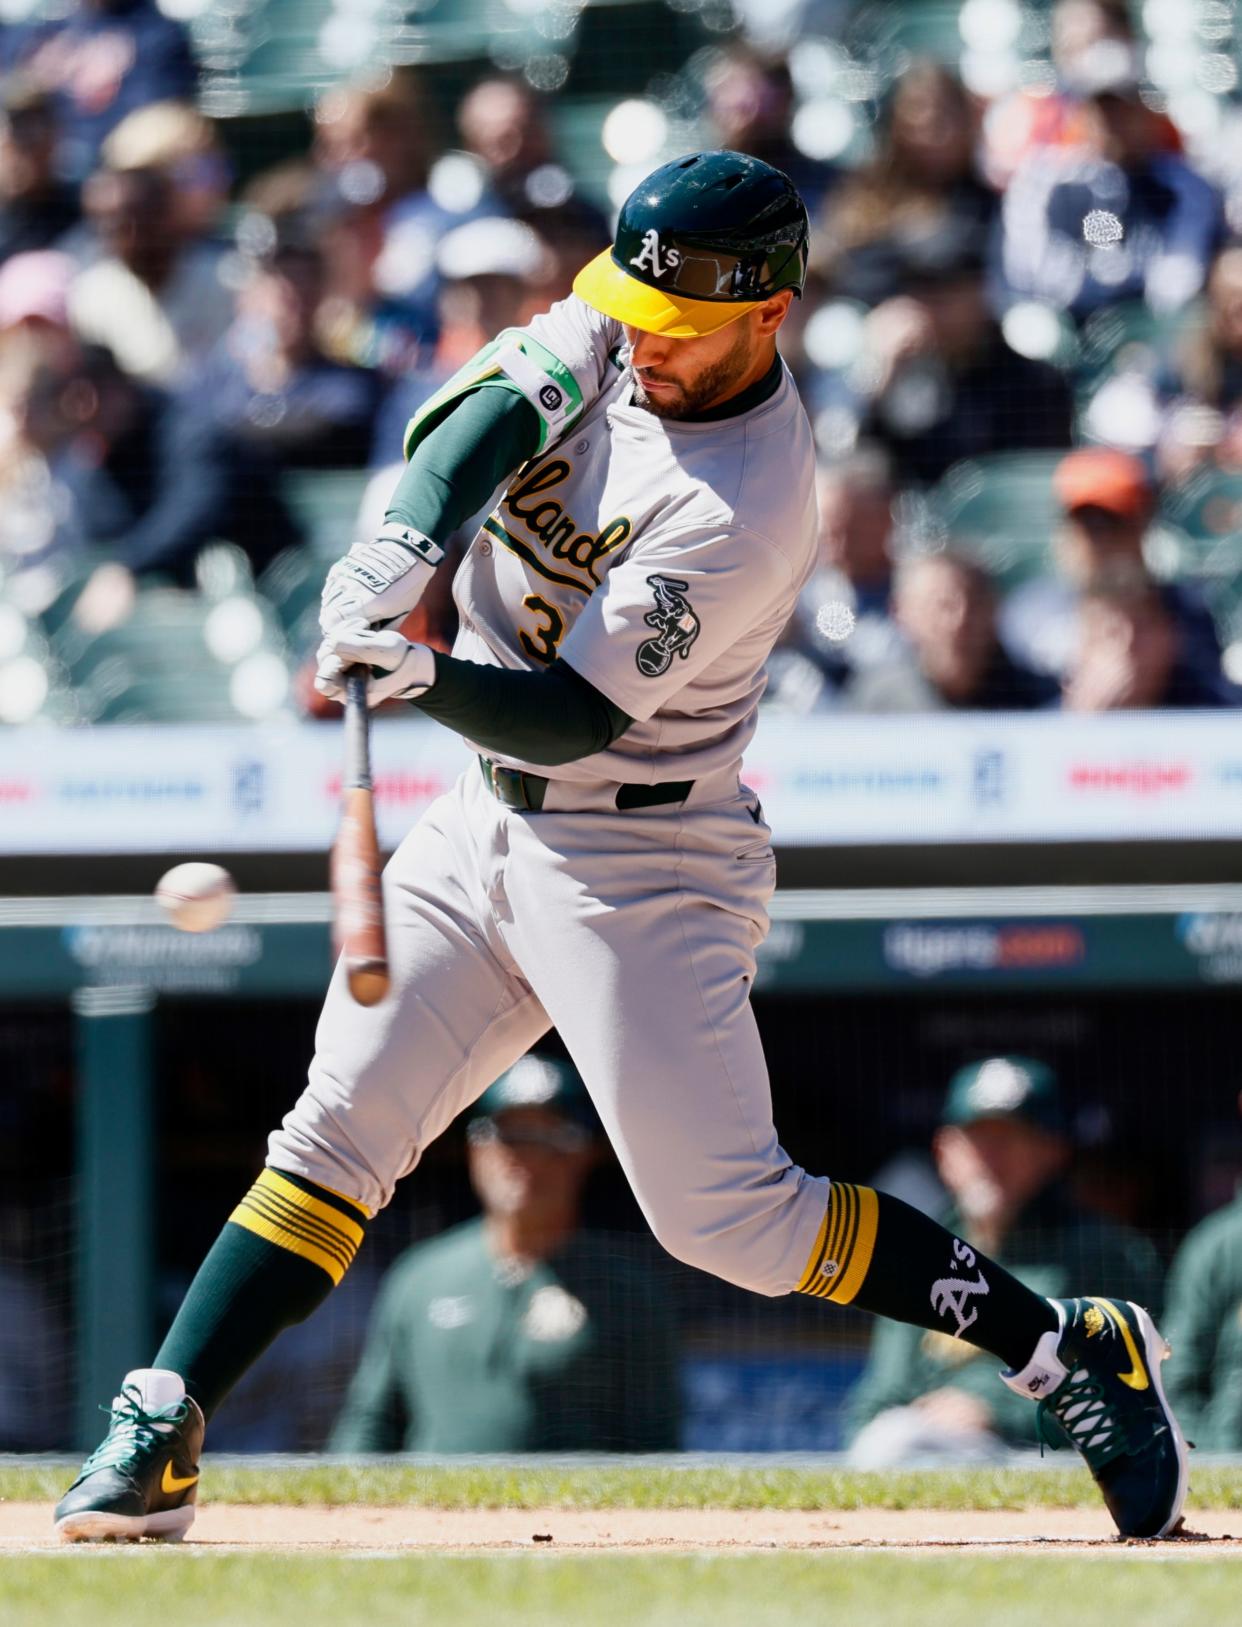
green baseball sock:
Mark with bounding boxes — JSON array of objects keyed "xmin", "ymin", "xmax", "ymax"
[
  {"xmin": 796, "ymin": 1182, "xmax": 1057, "ymax": 1370},
  {"xmin": 154, "ymin": 1168, "xmax": 368, "ymax": 1419}
]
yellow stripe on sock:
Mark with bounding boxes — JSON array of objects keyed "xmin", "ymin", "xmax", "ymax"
[
  {"xmin": 239, "ymin": 1191, "xmax": 355, "ymax": 1273},
  {"xmin": 824, "ymin": 1185, "xmax": 878, "ymax": 1305},
  {"xmin": 797, "ymin": 1183, "xmax": 879, "ymax": 1305},
  {"xmin": 255, "ymin": 1169, "xmax": 366, "ymax": 1249},
  {"xmin": 795, "ymin": 1208, "xmax": 831, "ymax": 1294},
  {"xmin": 245, "ymin": 1184, "xmax": 358, "ymax": 1260},
  {"xmin": 228, "ymin": 1204, "xmax": 349, "ymax": 1283},
  {"xmin": 227, "ymin": 1171, "xmax": 365, "ymax": 1286}
]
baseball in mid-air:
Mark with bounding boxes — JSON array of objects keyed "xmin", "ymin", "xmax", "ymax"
[{"xmin": 155, "ymin": 862, "xmax": 237, "ymax": 933}]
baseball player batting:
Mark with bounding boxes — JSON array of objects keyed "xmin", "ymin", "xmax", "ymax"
[{"xmin": 56, "ymin": 153, "xmax": 1186, "ymax": 1542}]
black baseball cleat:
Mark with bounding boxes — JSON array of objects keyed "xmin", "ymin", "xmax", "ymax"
[
  {"xmin": 1002, "ymin": 1297, "xmax": 1188, "ymax": 1539},
  {"xmin": 55, "ymin": 1369, "xmax": 204, "ymax": 1543}
]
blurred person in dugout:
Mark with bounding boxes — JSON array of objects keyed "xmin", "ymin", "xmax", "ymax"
[
  {"xmin": 369, "ymin": 213, "xmax": 552, "ymax": 467},
  {"xmin": 847, "ymin": 1058, "xmax": 1162, "ymax": 1466},
  {"xmin": 813, "ymin": 232, "xmax": 1072, "ymax": 487},
  {"xmin": 188, "ymin": 211, "xmax": 382, "ymax": 473},
  {"xmin": 0, "ymin": 0, "xmax": 196, "ymax": 184},
  {"xmin": 983, "ymin": 0, "xmax": 1182, "ymax": 187},
  {"xmin": 844, "ymin": 552, "xmax": 1057, "ymax": 713},
  {"xmin": 701, "ymin": 43, "xmax": 837, "ymax": 215},
  {"xmin": 299, "ymin": 212, "xmax": 546, "ymax": 716},
  {"xmin": 1121, "ymin": 246, "xmax": 1242, "ymax": 483},
  {"xmin": 1062, "ymin": 567, "xmax": 1240, "ymax": 711},
  {"xmin": 1002, "ymin": 447, "xmax": 1223, "ymax": 681},
  {"xmin": 457, "ymin": 75, "xmax": 607, "ymax": 240},
  {"xmin": 1162, "ymin": 1091, "xmax": 1242, "ymax": 1453},
  {"xmin": 99, "ymin": 100, "xmax": 232, "ymax": 251},
  {"xmin": 0, "ymin": 261, "xmax": 83, "ymax": 609},
  {"xmin": 997, "ymin": 36, "xmax": 1223, "ymax": 323},
  {"xmin": 765, "ymin": 447, "xmax": 903, "ymax": 710},
  {"xmin": 0, "ymin": 329, "xmax": 291, "ymax": 629},
  {"xmin": 311, "ymin": 71, "xmax": 468, "ymax": 368},
  {"xmin": 330, "ymin": 1055, "xmax": 680, "ymax": 1453},
  {"xmin": 817, "ymin": 59, "xmax": 997, "ymax": 311},
  {"xmin": 0, "ymin": 77, "xmax": 81, "ymax": 264},
  {"xmin": 67, "ymin": 153, "xmax": 234, "ymax": 388}
]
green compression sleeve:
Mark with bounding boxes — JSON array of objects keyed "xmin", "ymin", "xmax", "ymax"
[
  {"xmin": 384, "ymin": 387, "xmax": 541, "ymax": 547},
  {"xmin": 412, "ymin": 657, "xmax": 632, "ymax": 766}
]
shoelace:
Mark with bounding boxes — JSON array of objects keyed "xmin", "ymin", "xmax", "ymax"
[
  {"xmin": 80, "ymin": 1384, "xmax": 188, "ymax": 1475},
  {"xmin": 1036, "ymin": 1366, "xmax": 1132, "ymax": 1466}
]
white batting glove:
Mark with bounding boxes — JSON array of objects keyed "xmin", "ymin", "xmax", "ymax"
[
  {"xmin": 315, "ymin": 625, "xmax": 437, "ymax": 708},
  {"xmin": 319, "ymin": 522, "xmax": 445, "ymax": 636}
]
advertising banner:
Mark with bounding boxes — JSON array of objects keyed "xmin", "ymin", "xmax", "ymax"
[{"xmin": 4, "ymin": 711, "xmax": 1242, "ymax": 854}]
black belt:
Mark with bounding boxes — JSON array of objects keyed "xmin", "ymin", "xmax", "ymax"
[{"xmin": 479, "ymin": 757, "xmax": 693, "ymax": 813}]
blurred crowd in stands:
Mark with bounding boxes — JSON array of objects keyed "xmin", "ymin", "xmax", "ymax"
[{"xmin": 3, "ymin": 0, "xmax": 1242, "ymax": 722}]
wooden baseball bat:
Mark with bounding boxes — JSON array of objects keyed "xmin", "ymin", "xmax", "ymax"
[{"xmin": 331, "ymin": 673, "xmax": 390, "ymax": 1006}]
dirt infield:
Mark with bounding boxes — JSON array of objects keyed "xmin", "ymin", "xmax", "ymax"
[{"xmin": 5, "ymin": 1504, "xmax": 1242, "ymax": 1554}]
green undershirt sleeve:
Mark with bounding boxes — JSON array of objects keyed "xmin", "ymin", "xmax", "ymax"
[
  {"xmin": 412, "ymin": 656, "xmax": 632, "ymax": 766},
  {"xmin": 384, "ymin": 387, "xmax": 541, "ymax": 546},
  {"xmin": 382, "ymin": 382, "xmax": 629, "ymax": 763}
]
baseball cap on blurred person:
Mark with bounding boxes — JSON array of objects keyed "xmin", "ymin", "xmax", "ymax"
[
  {"xmin": 435, "ymin": 216, "xmax": 545, "ymax": 283},
  {"xmin": 941, "ymin": 1056, "xmax": 1068, "ymax": 1137},
  {"xmin": 1066, "ymin": 39, "xmax": 1144, "ymax": 101},
  {"xmin": 102, "ymin": 100, "xmax": 227, "ymax": 177},
  {"xmin": 1054, "ymin": 448, "xmax": 1152, "ymax": 520},
  {"xmin": 0, "ymin": 251, "xmax": 74, "ymax": 329},
  {"xmin": 468, "ymin": 1054, "xmax": 597, "ymax": 1134}
]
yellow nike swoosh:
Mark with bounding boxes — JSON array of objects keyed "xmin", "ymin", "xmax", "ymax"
[
  {"xmin": 1090, "ymin": 1297, "xmax": 1150, "ymax": 1390},
  {"xmin": 161, "ymin": 1462, "xmax": 199, "ymax": 1495}
]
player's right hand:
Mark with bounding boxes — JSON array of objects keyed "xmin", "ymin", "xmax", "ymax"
[{"xmin": 319, "ymin": 523, "xmax": 446, "ymax": 636}]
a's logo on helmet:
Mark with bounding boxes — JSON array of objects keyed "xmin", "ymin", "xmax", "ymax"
[{"xmin": 629, "ymin": 229, "xmax": 681, "ymax": 282}]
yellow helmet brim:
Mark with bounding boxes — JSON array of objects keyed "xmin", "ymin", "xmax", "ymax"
[{"xmin": 572, "ymin": 249, "xmax": 761, "ymax": 338}]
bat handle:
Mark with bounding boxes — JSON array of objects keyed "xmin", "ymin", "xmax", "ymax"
[{"xmin": 343, "ymin": 671, "xmax": 372, "ymax": 790}]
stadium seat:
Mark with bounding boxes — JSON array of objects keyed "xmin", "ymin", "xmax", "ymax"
[
  {"xmin": 85, "ymin": 671, "xmax": 247, "ymax": 724},
  {"xmin": 52, "ymin": 589, "xmax": 220, "ymax": 685},
  {"xmin": 845, "ymin": 0, "xmax": 967, "ymax": 67},
  {"xmin": 1157, "ymin": 466, "xmax": 1242, "ymax": 634},
  {"xmin": 1075, "ymin": 300, "xmax": 1192, "ymax": 393},
  {"xmin": 931, "ymin": 451, "xmax": 1065, "ymax": 589},
  {"xmin": 258, "ymin": 546, "xmax": 324, "ymax": 656},
  {"xmin": 280, "ymin": 469, "xmax": 372, "ymax": 561}
]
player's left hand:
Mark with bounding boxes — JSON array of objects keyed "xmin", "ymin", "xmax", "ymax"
[{"xmin": 315, "ymin": 625, "xmax": 437, "ymax": 708}]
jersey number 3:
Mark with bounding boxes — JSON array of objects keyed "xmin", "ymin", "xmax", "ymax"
[{"xmin": 519, "ymin": 594, "xmax": 565, "ymax": 664}]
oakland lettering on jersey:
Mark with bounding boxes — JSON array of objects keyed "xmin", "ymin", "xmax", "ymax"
[{"xmin": 503, "ymin": 458, "xmax": 632, "ymax": 585}]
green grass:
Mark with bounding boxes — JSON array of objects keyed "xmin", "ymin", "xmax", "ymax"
[
  {"xmin": 6, "ymin": 1460, "xmax": 1242, "ymax": 1510},
  {"xmin": 3, "ymin": 1552, "xmax": 1242, "ymax": 1627}
]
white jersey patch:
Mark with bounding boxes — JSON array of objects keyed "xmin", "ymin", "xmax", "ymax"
[{"xmin": 451, "ymin": 293, "xmax": 818, "ymax": 783}]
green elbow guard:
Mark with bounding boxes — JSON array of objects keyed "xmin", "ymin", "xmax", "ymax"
[{"xmin": 402, "ymin": 331, "xmax": 585, "ymax": 462}]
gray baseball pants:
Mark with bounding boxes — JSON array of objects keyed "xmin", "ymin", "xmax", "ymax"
[{"xmin": 269, "ymin": 764, "xmax": 829, "ymax": 1295}]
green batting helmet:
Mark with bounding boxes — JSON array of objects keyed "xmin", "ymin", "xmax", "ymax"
[
  {"xmin": 573, "ymin": 149, "xmax": 809, "ymax": 338},
  {"xmin": 468, "ymin": 1055, "xmax": 596, "ymax": 1132}
]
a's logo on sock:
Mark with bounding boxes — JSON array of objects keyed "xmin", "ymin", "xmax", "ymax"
[
  {"xmin": 819, "ymin": 1260, "xmax": 838, "ymax": 1279},
  {"xmin": 1084, "ymin": 1304, "xmax": 1106, "ymax": 1338},
  {"xmin": 930, "ymin": 1239, "xmax": 991, "ymax": 1336}
]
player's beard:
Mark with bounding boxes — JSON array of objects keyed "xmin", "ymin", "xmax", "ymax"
[{"xmin": 632, "ymin": 320, "xmax": 754, "ymax": 419}]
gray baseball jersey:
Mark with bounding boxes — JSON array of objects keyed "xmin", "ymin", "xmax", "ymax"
[
  {"xmin": 451, "ymin": 295, "xmax": 819, "ymax": 782},
  {"xmin": 270, "ymin": 296, "xmax": 833, "ymax": 1301}
]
